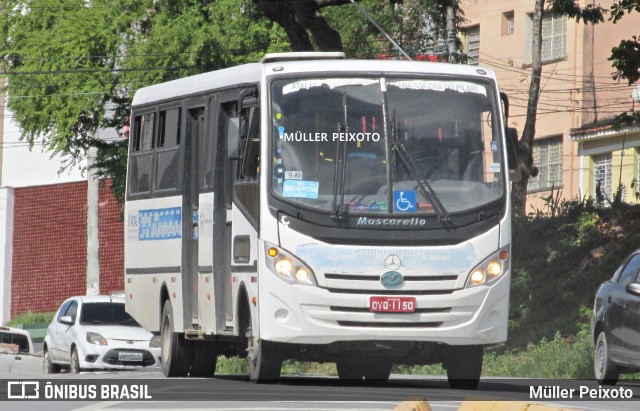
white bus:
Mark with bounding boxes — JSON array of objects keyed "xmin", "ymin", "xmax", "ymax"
[{"xmin": 124, "ymin": 52, "xmax": 519, "ymax": 388}]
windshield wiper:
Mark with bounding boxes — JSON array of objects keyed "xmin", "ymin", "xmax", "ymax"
[
  {"xmin": 390, "ymin": 111, "xmax": 450, "ymax": 222},
  {"xmin": 332, "ymin": 92, "xmax": 350, "ymax": 222}
]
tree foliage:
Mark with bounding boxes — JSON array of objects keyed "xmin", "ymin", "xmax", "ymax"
[
  {"xmin": 1, "ymin": 0, "xmax": 462, "ymax": 205},
  {"xmin": 0, "ymin": 0, "xmax": 289, "ymax": 202},
  {"xmin": 255, "ymin": 0, "xmax": 465, "ymax": 60}
]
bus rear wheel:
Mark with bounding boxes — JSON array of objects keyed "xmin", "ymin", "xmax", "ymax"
[
  {"xmin": 363, "ymin": 361, "xmax": 392, "ymax": 381},
  {"xmin": 190, "ymin": 342, "xmax": 217, "ymax": 377},
  {"xmin": 336, "ymin": 358, "xmax": 364, "ymax": 380},
  {"xmin": 444, "ymin": 345, "xmax": 483, "ymax": 390},
  {"xmin": 161, "ymin": 299, "xmax": 192, "ymax": 377},
  {"xmin": 246, "ymin": 325, "xmax": 281, "ymax": 383}
]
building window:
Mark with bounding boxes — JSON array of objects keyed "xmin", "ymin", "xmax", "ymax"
[
  {"xmin": 503, "ymin": 11, "xmax": 514, "ymax": 35},
  {"xmin": 529, "ymin": 136, "xmax": 562, "ymax": 191},
  {"xmin": 463, "ymin": 26, "xmax": 480, "ymax": 65},
  {"xmin": 526, "ymin": 13, "xmax": 566, "ymax": 64},
  {"xmin": 593, "ymin": 153, "xmax": 612, "ymax": 200}
]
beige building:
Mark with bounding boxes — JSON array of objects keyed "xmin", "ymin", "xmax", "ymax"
[{"xmin": 461, "ymin": 0, "xmax": 640, "ymax": 212}]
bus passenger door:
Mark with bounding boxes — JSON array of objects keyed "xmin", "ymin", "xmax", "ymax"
[
  {"xmin": 183, "ymin": 104, "xmax": 205, "ymax": 329},
  {"xmin": 230, "ymin": 97, "xmax": 261, "ymax": 330},
  {"xmin": 213, "ymin": 97, "xmax": 239, "ymax": 333},
  {"xmin": 213, "ymin": 89, "xmax": 259, "ymax": 333}
]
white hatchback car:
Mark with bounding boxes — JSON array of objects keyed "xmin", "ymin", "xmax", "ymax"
[{"xmin": 43, "ymin": 295, "xmax": 161, "ymax": 373}]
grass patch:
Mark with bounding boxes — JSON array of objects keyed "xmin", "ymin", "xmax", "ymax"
[
  {"xmin": 5, "ymin": 311, "xmax": 55, "ymax": 327},
  {"xmin": 216, "ymin": 357, "xmax": 336, "ymax": 376}
]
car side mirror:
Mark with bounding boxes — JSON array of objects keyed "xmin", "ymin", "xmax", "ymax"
[
  {"xmin": 626, "ymin": 282, "xmax": 640, "ymax": 297},
  {"xmin": 60, "ymin": 315, "xmax": 74, "ymax": 326}
]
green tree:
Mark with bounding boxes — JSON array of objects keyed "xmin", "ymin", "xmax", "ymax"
[
  {"xmin": 1, "ymin": 0, "xmax": 461, "ymax": 205},
  {"xmin": 0, "ymin": 0, "xmax": 288, "ymax": 203},
  {"xmin": 254, "ymin": 0, "xmax": 465, "ymax": 60},
  {"xmin": 511, "ymin": 0, "xmax": 606, "ymax": 214}
]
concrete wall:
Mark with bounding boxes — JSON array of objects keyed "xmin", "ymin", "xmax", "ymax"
[{"xmin": 0, "ymin": 187, "xmax": 14, "ymax": 325}]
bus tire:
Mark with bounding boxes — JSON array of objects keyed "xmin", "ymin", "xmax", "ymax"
[
  {"xmin": 336, "ymin": 359, "xmax": 364, "ymax": 381},
  {"xmin": 161, "ymin": 299, "xmax": 191, "ymax": 377},
  {"xmin": 445, "ymin": 344, "xmax": 483, "ymax": 390},
  {"xmin": 190, "ymin": 342, "xmax": 217, "ymax": 377},
  {"xmin": 363, "ymin": 361, "xmax": 392, "ymax": 382},
  {"xmin": 246, "ymin": 325, "xmax": 281, "ymax": 383}
]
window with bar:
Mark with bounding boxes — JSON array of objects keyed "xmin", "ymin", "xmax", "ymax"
[
  {"xmin": 593, "ymin": 153, "xmax": 612, "ymax": 200},
  {"xmin": 529, "ymin": 136, "xmax": 562, "ymax": 191},
  {"xmin": 463, "ymin": 26, "xmax": 480, "ymax": 65}
]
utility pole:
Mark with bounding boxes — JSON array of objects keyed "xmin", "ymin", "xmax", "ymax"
[
  {"xmin": 86, "ymin": 146, "xmax": 100, "ymax": 295},
  {"xmin": 446, "ymin": 5, "xmax": 456, "ymax": 62}
]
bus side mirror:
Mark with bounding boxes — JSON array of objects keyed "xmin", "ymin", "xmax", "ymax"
[
  {"xmin": 241, "ymin": 107, "xmax": 260, "ymax": 179},
  {"xmin": 506, "ymin": 127, "xmax": 521, "ymax": 183},
  {"xmin": 227, "ymin": 117, "xmax": 242, "ymax": 160}
]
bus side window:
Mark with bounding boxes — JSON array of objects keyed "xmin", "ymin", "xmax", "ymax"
[
  {"xmin": 129, "ymin": 112, "xmax": 155, "ymax": 194},
  {"xmin": 156, "ymin": 107, "xmax": 181, "ymax": 191}
]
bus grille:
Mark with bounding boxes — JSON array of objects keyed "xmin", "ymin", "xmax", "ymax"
[
  {"xmin": 321, "ymin": 272, "xmax": 459, "ymax": 294},
  {"xmin": 337, "ymin": 321, "xmax": 443, "ymax": 328}
]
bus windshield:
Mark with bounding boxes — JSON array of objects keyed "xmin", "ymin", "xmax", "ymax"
[{"xmin": 270, "ymin": 76, "xmax": 504, "ymax": 216}]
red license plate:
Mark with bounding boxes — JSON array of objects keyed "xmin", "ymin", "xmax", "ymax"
[{"xmin": 369, "ymin": 296, "xmax": 416, "ymax": 313}]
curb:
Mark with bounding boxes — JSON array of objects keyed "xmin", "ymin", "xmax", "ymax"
[{"xmin": 394, "ymin": 399, "xmax": 582, "ymax": 411}]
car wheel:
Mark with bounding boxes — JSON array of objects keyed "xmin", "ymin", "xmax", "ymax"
[
  {"xmin": 43, "ymin": 349, "xmax": 60, "ymax": 374},
  {"xmin": 336, "ymin": 358, "xmax": 364, "ymax": 381},
  {"xmin": 160, "ymin": 299, "xmax": 192, "ymax": 377},
  {"xmin": 595, "ymin": 331, "xmax": 619, "ymax": 385},
  {"xmin": 246, "ymin": 324, "xmax": 281, "ymax": 383},
  {"xmin": 70, "ymin": 347, "xmax": 81, "ymax": 374},
  {"xmin": 445, "ymin": 345, "xmax": 483, "ymax": 390}
]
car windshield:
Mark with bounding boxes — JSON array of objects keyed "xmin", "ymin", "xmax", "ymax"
[
  {"xmin": 0, "ymin": 331, "xmax": 29, "ymax": 353},
  {"xmin": 270, "ymin": 76, "xmax": 504, "ymax": 216},
  {"xmin": 79, "ymin": 302, "xmax": 140, "ymax": 326}
]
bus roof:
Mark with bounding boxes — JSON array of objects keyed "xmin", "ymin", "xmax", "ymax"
[{"xmin": 131, "ymin": 58, "xmax": 497, "ymax": 107}]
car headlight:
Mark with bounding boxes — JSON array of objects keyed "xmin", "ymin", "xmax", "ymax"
[
  {"xmin": 86, "ymin": 331, "xmax": 108, "ymax": 346},
  {"xmin": 264, "ymin": 243, "xmax": 317, "ymax": 286},
  {"xmin": 149, "ymin": 335, "xmax": 161, "ymax": 348},
  {"xmin": 465, "ymin": 247, "xmax": 510, "ymax": 288}
]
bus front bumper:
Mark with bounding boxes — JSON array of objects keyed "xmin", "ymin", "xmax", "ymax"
[{"xmin": 259, "ymin": 270, "xmax": 509, "ymax": 346}]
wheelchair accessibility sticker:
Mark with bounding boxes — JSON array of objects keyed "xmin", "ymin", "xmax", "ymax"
[{"xmin": 393, "ymin": 190, "xmax": 417, "ymax": 212}]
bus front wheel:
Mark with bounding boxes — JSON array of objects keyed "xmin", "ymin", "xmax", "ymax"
[
  {"xmin": 246, "ymin": 325, "xmax": 281, "ymax": 383},
  {"xmin": 444, "ymin": 344, "xmax": 483, "ymax": 390},
  {"xmin": 161, "ymin": 299, "xmax": 192, "ymax": 377}
]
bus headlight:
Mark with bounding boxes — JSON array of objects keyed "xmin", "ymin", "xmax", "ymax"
[
  {"xmin": 265, "ymin": 243, "xmax": 317, "ymax": 286},
  {"xmin": 465, "ymin": 247, "xmax": 510, "ymax": 288},
  {"xmin": 274, "ymin": 258, "xmax": 293, "ymax": 276}
]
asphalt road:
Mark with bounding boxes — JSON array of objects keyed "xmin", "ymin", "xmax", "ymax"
[{"xmin": 2, "ymin": 369, "xmax": 640, "ymax": 411}]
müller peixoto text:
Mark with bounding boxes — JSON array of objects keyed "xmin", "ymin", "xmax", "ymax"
[{"xmin": 530, "ymin": 385, "xmax": 634, "ymax": 400}]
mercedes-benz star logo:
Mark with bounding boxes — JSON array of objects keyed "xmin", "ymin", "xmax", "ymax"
[{"xmin": 385, "ymin": 255, "xmax": 401, "ymax": 270}]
